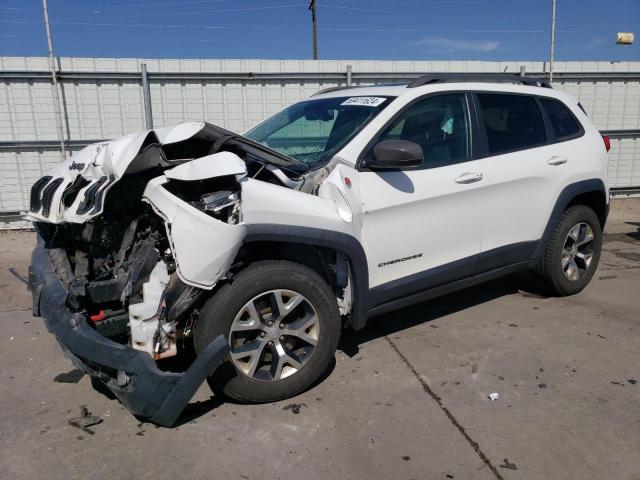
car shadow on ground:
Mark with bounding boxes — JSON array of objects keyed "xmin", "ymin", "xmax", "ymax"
[
  {"xmin": 88, "ymin": 273, "xmax": 539, "ymax": 427},
  {"xmin": 339, "ymin": 272, "xmax": 545, "ymax": 356}
]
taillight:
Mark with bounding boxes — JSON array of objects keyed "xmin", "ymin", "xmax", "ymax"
[{"xmin": 602, "ymin": 135, "xmax": 611, "ymax": 152}]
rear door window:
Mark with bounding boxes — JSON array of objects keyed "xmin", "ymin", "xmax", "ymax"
[
  {"xmin": 540, "ymin": 97, "xmax": 582, "ymax": 140},
  {"xmin": 477, "ymin": 93, "xmax": 547, "ymax": 155}
]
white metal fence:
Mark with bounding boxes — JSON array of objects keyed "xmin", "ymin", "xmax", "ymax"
[{"xmin": 1, "ymin": 57, "xmax": 639, "ymax": 220}]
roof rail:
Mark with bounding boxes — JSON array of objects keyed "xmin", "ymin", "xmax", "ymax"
[
  {"xmin": 407, "ymin": 73, "xmax": 552, "ymax": 89},
  {"xmin": 311, "ymin": 85, "xmax": 359, "ymax": 97}
]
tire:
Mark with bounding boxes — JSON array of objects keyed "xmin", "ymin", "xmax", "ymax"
[
  {"xmin": 539, "ymin": 205, "xmax": 602, "ymax": 296},
  {"xmin": 194, "ymin": 260, "xmax": 341, "ymax": 403}
]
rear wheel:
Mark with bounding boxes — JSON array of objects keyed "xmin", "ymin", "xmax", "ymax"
[
  {"xmin": 539, "ymin": 205, "xmax": 602, "ymax": 296},
  {"xmin": 194, "ymin": 260, "xmax": 340, "ymax": 403}
]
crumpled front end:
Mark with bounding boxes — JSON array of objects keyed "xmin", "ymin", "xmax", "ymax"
[
  {"xmin": 25, "ymin": 120, "xmax": 355, "ymax": 423},
  {"xmin": 29, "ymin": 234, "xmax": 229, "ymax": 426},
  {"xmin": 25, "ymin": 122, "xmax": 255, "ymax": 425},
  {"xmin": 25, "ymin": 122, "xmax": 210, "ymax": 224}
]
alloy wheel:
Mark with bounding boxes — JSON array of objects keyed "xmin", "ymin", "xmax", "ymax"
[
  {"xmin": 228, "ymin": 289, "xmax": 320, "ymax": 381},
  {"xmin": 561, "ymin": 222, "xmax": 594, "ymax": 281}
]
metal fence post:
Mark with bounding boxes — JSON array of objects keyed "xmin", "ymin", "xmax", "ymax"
[
  {"xmin": 141, "ymin": 63, "xmax": 153, "ymax": 130},
  {"xmin": 42, "ymin": 0, "xmax": 66, "ymax": 161},
  {"xmin": 346, "ymin": 64, "xmax": 352, "ymax": 86}
]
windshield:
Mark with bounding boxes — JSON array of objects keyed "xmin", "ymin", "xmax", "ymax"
[{"xmin": 244, "ymin": 96, "xmax": 392, "ymax": 165}]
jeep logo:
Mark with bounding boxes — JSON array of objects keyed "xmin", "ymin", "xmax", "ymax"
[{"xmin": 69, "ymin": 161, "xmax": 86, "ymax": 171}]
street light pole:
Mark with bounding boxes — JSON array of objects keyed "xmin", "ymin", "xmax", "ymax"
[
  {"xmin": 549, "ymin": 0, "xmax": 557, "ymax": 82},
  {"xmin": 309, "ymin": 0, "xmax": 318, "ymax": 60},
  {"xmin": 42, "ymin": 0, "xmax": 66, "ymax": 161}
]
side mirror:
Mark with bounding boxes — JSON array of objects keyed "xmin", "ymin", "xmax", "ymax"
[{"xmin": 367, "ymin": 139, "xmax": 423, "ymax": 170}]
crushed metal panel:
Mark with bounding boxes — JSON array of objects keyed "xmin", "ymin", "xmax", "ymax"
[
  {"xmin": 165, "ymin": 151, "xmax": 246, "ymax": 181},
  {"xmin": 143, "ymin": 176, "xmax": 246, "ymax": 289}
]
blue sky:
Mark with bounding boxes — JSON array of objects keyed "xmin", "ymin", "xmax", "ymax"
[{"xmin": 0, "ymin": 0, "xmax": 638, "ymax": 60}]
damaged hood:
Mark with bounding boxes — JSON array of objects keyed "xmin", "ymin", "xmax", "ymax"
[{"xmin": 25, "ymin": 122, "xmax": 247, "ymax": 224}]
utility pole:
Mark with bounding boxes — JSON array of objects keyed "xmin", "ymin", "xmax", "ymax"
[
  {"xmin": 309, "ymin": 0, "xmax": 318, "ymax": 60},
  {"xmin": 549, "ymin": 0, "xmax": 557, "ymax": 82},
  {"xmin": 42, "ymin": 0, "xmax": 66, "ymax": 161}
]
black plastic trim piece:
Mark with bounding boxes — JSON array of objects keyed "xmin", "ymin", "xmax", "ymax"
[
  {"xmin": 244, "ymin": 224, "xmax": 370, "ymax": 330},
  {"xmin": 61, "ymin": 176, "xmax": 91, "ymax": 208},
  {"xmin": 368, "ymin": 241, "xmax": 538, "ymax": 310},
  {"xmin": 76, "ymin": 176, "xmax": 108, "ymax": 215},
  {"xmin": 369, "ymin": 254, "xmax": 477, "ymax": 308},
  {"xmin": 532, "ymin": 178, "xmax": 607, "ymax": 259},
  {"xmin": 368, "ymin": 261, "xmax": 533, "ymax": 318},
  {"xmin": 29, "ymin": 235, "xmax": 230, "ymax": 427},
  {"xmin": 30, "ymin": 175, "xmax": 52, "ymax": 213},
  {"xmin": 41, "ymin": 178, "xmax": 64, "ymax": 217},
  {"xmin": 475, "ymin": 241, "xmax": 538, "ymax": 273}
]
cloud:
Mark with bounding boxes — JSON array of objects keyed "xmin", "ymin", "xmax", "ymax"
[
  {"xmin": 586, "ymin": 36, "xmax": 607, "ymax": 48},
  {"xmin": 407, "ymin": 37, "xmax": 501, "ymax": 53}
]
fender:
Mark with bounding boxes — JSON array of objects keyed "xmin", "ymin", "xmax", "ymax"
[
  {"xmin": 531, "ymin": 178, "xmax": 608, "ymax": 259},
  {"xmin": 244, "ymin": 224, "xmax": 370, "ymax": 330}
]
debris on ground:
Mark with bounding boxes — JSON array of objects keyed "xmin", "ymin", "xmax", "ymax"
[
  {"xmin": 471, "ymin": 363, "xmax": 478, "ymax": 374},
  {"xmin": 538, "ymin": 383, "xmax": 547, "ymax": 389},
  {"xmin": 282, "ymin": 403, "xmax": 307, "ymax": 414},
  {"xmin": 508, "ymin": 323, "xmax": 518, "ymax": 327},
  {"xmin": 8, "ymin": 267, "xmax": 29, "ymax": 285},
  {"xmin": 598, "ymin": 274, "xmax": 617, "ymax": 280},
  {"xmin": 488, "ymin": 393, "xmax": 500, "ymax": 401},
  {"xmin": 500, "ymin": 458, "xmax": 518, "ymax": 470},
  {"xmin": 401, "ymin": 455, "xmax": 410, "ymax": 461},
  {"xmin": 597, "ymin": 334, "xmax": 607, "ymax": 339},
  {"xmin": 54, "ymin": 369, "xmax": 85, "ymax": 384},
  {"xmin": 68, "ymin": 406, "xmax": 103, "ymax": 434},
  {"xmin": 628, "ymin": 379, "xmax": 637, "ymax": 385}
]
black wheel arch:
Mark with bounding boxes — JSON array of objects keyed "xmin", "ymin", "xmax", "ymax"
[
  {"xmin": 238, "ymin": 224, "xmax": 370, "ymax": 330},
  {"xmin": 532, "ymin": 178, "xmax": 608, "ymax": 260}
]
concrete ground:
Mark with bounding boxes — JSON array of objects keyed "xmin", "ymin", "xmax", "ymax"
[{"xmin": 1, "ymin": 199, "xmax": 638, "ymax": 480}]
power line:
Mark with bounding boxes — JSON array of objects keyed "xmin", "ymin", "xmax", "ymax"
[
  {"xmin": 0, "ymin": 19, "xmax": 577, "ymax": 34},
  {"xmin": 0, "ymin": 0, "xmax": 230, "ymax": 11},
  {"xmin": 62, "ymin": 4, "xmax": 303, "ymax": 18}
]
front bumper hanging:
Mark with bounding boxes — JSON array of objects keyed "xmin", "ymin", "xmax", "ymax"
[{"xmin": 29, "ymin": 236, "xmax": 230, "ymax": 427}]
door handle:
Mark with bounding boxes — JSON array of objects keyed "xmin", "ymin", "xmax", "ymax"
[
  {"xmin": 455, "ymin": 172, "xmax": 483, "ymax": 184},
  {"xmin": 547, "ymin": 155, "xmax": 568, "ymax": 166}
]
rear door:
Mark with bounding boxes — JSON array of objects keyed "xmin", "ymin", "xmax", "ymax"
[
  {"xmin": 474, "ymin": 92, "xmax": 582, "ymax": 271},
  {"xmin": 357, "ymin": 93, "xmax": 487, "ymax": 297}
]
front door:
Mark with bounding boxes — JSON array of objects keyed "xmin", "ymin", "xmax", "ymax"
[{"xmin": 357, "ymin": 93, "xmax": 487, "ymax": 303}]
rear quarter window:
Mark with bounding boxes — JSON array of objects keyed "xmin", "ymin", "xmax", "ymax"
[
  {"xmin": 477, "ymin": 93, "xmax": 547, "ymax": 155},
  {"xmin": 540, "ymin": 97, "xmax": 583, "ymax": 141}
]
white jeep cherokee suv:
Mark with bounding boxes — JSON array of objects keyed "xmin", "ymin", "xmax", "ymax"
[{"xmin": 27, "ymin": 74, "xmax": 609, "ymax": 425}]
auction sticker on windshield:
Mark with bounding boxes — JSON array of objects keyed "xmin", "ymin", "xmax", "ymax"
[{"xmin": 341, "ymin": 97, "xmax": 387, "ymax": 107}]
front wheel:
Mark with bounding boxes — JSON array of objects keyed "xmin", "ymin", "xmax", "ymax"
[
  {"xmin": 194, "ymin": 260, "xmax": 341, "ymax": 403},
  {"xmin": 539, "ymin": 205, "xmax": 603, "ymax": 296}
]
